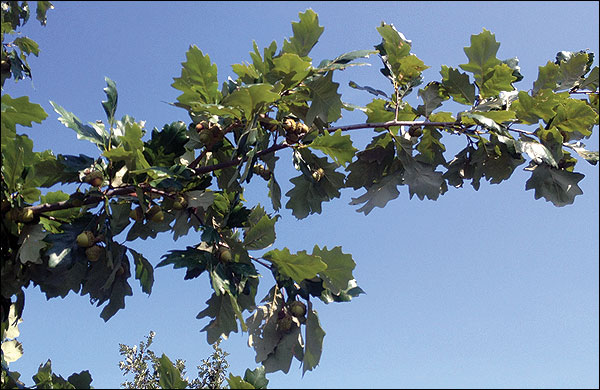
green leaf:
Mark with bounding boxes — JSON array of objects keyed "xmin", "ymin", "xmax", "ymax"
[
  {"xmin": 285, "ymin": 150, "xmax": 345, "ymax": 219},
  {"xmin": 313, "ymin": 246, "xmax": 355, "ymax": 295},
  {"xmin": 101, "ymin": 77, "xmax": 118, "ymax": 125},
  {"xmin": 552, "ymin": 97, "xmax": 598, "ymax": 140},
  {"xmin": 246, "ymin": 288, "xmax": 284, "ymax": 363},
  {"xmin": 157, "ymin": 354, "xmax": 188, "ymax": 389},
  {"xmin": 459, "ymin": 29, "xmax": 501, "ymax": 85},
  {"xmin": 130, "ymin": 248, "xmax": 154, "ymax": 295},
  {"xmin": 263, "ymin": 248, "xmax": 327, "ymax": 284},
  {"xmin": 439, "ymin": 66, "xmax": 476, "ymax": 105},
  {"xmin": 222, "ymin": 84, "xmax": 280, "ymax": 120},
  {"xmin": 36, "ymin": 1, "xmax": 54, "ymax": 26},
  {"xmin": 243, "ymin": 367, "xmax": 269, "ymax": 389},
  {"xmin": 262, "ymin": 325, "xmax": 303, "ymax": 374},
  {"xmin": 157, "ymin": 247, "xmax": 213, "ymax": 280},
  {"xmin": 243, "ymin": 213, "xmax": 277, "ymax": 251},
  {"xmin": 66, "ymin": 371, "xmax": 93, "ymax": 389},
  {"xmin": 580, "ymin": 66, "xmax": 599, "ymax": 90},
  {"xmin": 13, "ymin": 36, "xmax": 40, "ymax": 56},
  {"xmin": 271, "ymin": 53, "xmax": 312, "ymax": 89},
  {"xmin": 282, "ymin": 9, "xmax": 324, "ymax": 57},
  {"xmin": 305, "ymin": 72, "xmax": 343, "ymax": 126},
  {"xmin": 525, "ymin": 163, "xmax": 584, "ymax": 207},
  {"xmin": 1, "ymin": 134, "xmax": 31, "ymax": 192},
  {"xmin": 172, "ymin": 45, "xmax": 221, "ymax": 106},
  {"xmin": 403, "ymin": 160, "xmax": 445, "ymax": 200},
  {"xmin": 1, "ymin": 94, "xmax": 48, "ymax": 137},
  {"xmin": 348, "ymin": 80, "xmax": 389, "ymax": 98},
  {"xmin": 32, "ymin": 360, "xmax": 53, "ymax": 387},
  {"xmin": 196, "ymin": 292, "xmax": 240, "ymax": 344},
  {"xmin": 556, "ymin": 51, "xmax": 590, "ymax": 91},
  {"xmin": 50, "ymin": 101, "xmax": 108, "ymax": 148},
  {"xmin": 349, "ymin": 170, "xmax": 403, "ymax": 215},
  {"xmin": 375, "ymin": 22, "xmax": 413, "ymax": 82},
  {"xmin": 317, "ymin": 50, "xmax": 376, "ymax": 72},
  {"xmin": 480, "ymin": 63, "xmax": 516, "ymax": 98},
  {"xmin": 302, "ymin": 308, "xmax": 326, "ymax": 374},
  {"xmin": 416, "ymin": 81, "xmax": 448, "ymax": 117},
  {"xmin": 512, "ymin": 89, "xmax": 567, "ymax": 124},
  {"xmin": 184, "ymin": 190, "xmax": 215, "ymax": 210},
  {"xmin": 533, "ymin": 61, "xmax": 560, "ymax": 94},
  {"xmin": 227, "ymin": 374, "xmax": 255, "ymax": 389},
  {"xmin": 416, "ymin": 128, "xmax": 446, "ymax": 167},
  {"xmin": 365, "ymin": 98, "xmax": 395, "ymax": 124},
  {"xmin": 308, "ymin": 129, "xmax": 357, "ymax": 167}
]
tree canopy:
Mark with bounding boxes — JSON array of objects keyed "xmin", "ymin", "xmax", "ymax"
[{"xmin": 1, "ymin": 3, "xmax": 598, "ymax": 388}]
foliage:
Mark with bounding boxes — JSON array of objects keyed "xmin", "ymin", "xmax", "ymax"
[
  {"xmin": 1, "ymin": 3, "xmax": 598, "ymax": 389},
  {"xmin": 118, "ymin": 331, "xmax": 249, "ymax": 389}
]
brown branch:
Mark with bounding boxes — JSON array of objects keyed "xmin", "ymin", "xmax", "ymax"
[{"xmin": 23, "ymin": 120, "xmax": 531, "ymax": 215}]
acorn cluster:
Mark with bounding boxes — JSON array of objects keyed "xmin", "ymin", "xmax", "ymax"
[
  {"xmin": 76, "ymin": 230, "xmax": 105, "ymax": 262},
  {"xmin": 82, "ymin": 169, "xmax": 104, "ymax": 187},
  {"xmin": 252, "ymin": 164, "xmax": 272, "ymax": 181},
  {"xmin": 195, "ymin": 120, "xmax": 224, "ymax": 150},
  {"xmin": 129, "ymin": 204, "xmax": 165, "ymax": 223},
  {"xmin": 282, "ymin": 118, "xmax": 310, "ymax": 144},
  {"xmin": 276, "ymin": 300, "xmax": 308, "ymax": 333}
]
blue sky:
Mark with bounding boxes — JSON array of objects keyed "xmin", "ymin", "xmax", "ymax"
[{"xmin": 5, "ymin": 1, "xmax": 599, "ymax": 388}]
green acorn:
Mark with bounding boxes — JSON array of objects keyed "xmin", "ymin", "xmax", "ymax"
[
  {"xmin": 76, "ymin": 231, "xmax": 96, "ymax": 248},
  {"xmin": 85, "ymin": 245, "xmax": 104, "ymax": 262},
  {"xmin": 146, "ymin": 205, "xmax": 164, "ymax": 223},
  {"xmin": 289, "ymin": 301, "xmax": 307, "ymax": 318}
]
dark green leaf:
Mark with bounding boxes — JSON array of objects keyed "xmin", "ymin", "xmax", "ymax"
[
  {"xmin": 348, "ymin": 80, "xmax": 389, "ymax": 98},
  {"xmin": 227, "ymin": 374, "xmax": 255, "ymax": 389},
  {"xmin": 349, "ymin": 170, "xmax": 403, "ymax": 215},
  {"xmin": 302, "ymin": 308, "xmax": 326, "ymax": 375},
  {"xmin": 243, "ymin": 367, "xmax": 269, "ymax": 389},
  {"xmin": 440, "ymin": 66, "xmax": 476, "ymax": 105},
  {"xmin": 50, "ymin": 101, "xmax": 108, "ymax": 148},
  {"xmin": 101, "ymin": 77, "xmax": 118, "ymax": 125},
  {"xmin": 130, "ymin": 248, "xmax": 154, "ymax": 295},
  {"xmin": 13, "ymin": 36, "xmax": 40, "ymax": 56},
  {"xmin": 416, "ymin": 81, "xmax": 448, "ymax": 118},
  {"xmin": 525, "ymin": 163, "xmax": 584, "ymax": 206},
  {"xmin": 197, "ymin": 292, "xmax": 240, "ymax": 344},
  {"xmin": 305, "ymin": 72, "xmax": 343, "ymax": 126}
]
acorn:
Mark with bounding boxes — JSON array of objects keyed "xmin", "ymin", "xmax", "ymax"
[
  {"xmin": 289, "ymin": 301, "xmax": 307, "ymax": 318},
  {"xmin": 84, "ymin": 171, "xmax": 104, "ymax": 187},
  {"xmin": 116, "ymin": 265, "xmax": 125, "ymax": 276},
  {"xmin": 85, "ymin": 245, "xmax": 104, "ymax": 262},
  {"xmin": 76, "ymin": 231, "xmax": 96, "ymax": 248},
  {"xmin": 283, "ymin": 118, "xmax": 296, "ymax": 132},
  {"xmin": 20, "ymin": 208, "xmax": 35, "ymax": 222},
  {"xmin": 146, "ymin": 205, "xmax": 164, "ymax": 223},
  {"xmin": 408, "ymin": 126, "xmax": 423, "ymax": 137},
  {"xmin": 276, "ymin": 312, "xmax": 293, "ymax": 333},
  {"xmin": 172, "ymin": 195, "xmax": 188, "ymax": 210},
  {"xmin": 312, "ymin": 168, "xmax": 325, "ymax": 182},
  {"xmin": 129, "ymin": 206, "xmax": 144, "ymax": 221},
  {"xmin": 217, "ymin": 246, "xmax": 233, "ymax": 263},
  {"xmin": 295, "ymin": 122, "xmax": 309, "ymax": 134}
]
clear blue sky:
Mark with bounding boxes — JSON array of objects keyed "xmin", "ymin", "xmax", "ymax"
[{"xmin": 6, "ymin": 1, "xmax": 599, "ymax": 388}]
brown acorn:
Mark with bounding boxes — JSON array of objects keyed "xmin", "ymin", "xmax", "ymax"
[
  {"xmin": 129, "ymin": 207, "xmax": 144, "ymax": 221},
  {"xmin": 84, "ymin": 171, "xmax": 104, "ymax": 187},
  {"xmin": 146, "ymin": 205, "xmax": 164, "ymax": 223},
  {"xmin": 85, "ymin": 245, "xmax": 104, "ymax": 262},
  {"xmin": 76, "ymin": 231, "xmax": 96, "ymax": 248}
]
